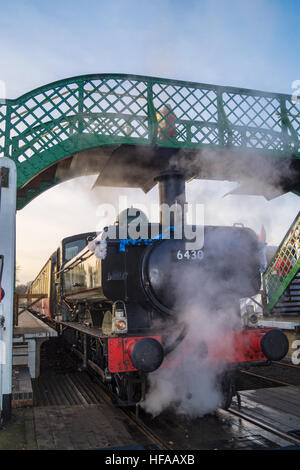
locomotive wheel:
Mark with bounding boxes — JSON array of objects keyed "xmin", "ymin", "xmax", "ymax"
[
  {"xmin": 220, "ymin": 372, "xmax": 236, "ymax": 410},
  {"xmin": 110, "ymin": 374, "xmax": 124, "ymax": 399},
  {"xmin": 110, "ymin": 373, "xmax": 142, "ymax": 404}
]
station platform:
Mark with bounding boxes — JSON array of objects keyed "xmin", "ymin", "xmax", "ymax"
[
  {"xmin": 13, "ymin": 311, "xmax": 57, "ymax": 379},
  {"xmin": 33, "ymin": 404, "xmax": 146, "ymax": 450}
]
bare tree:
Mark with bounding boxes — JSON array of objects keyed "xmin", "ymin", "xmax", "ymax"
[{"xmin": 15, "ymin": 282, "xmax": 31, "ymax": 295}]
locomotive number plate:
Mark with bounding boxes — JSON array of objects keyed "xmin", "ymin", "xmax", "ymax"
[{"xmin": 176, "ymin": 249, "xmax": 204, "ymax": 260}]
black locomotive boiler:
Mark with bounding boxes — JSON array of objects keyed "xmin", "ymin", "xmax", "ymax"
[{"xmin": 29, "ymin": 171, "xmax": 289, "ymax": 407}]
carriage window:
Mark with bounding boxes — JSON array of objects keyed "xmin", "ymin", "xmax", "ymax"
[{"xmin": 64, "ymin": 239, "xmax": 87, "ymax": 262}]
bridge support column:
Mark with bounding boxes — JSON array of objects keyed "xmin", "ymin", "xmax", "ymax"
[{"xmin": 0, "ymin": 158, "xmax": 17, "ymax": 423}]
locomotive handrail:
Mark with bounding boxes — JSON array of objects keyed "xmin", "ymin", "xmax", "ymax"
[
  {"xmin": 263, "ymin": 211, "xmax": 300, "ymax": 313},
  {"xmin": 0, "ymin": 73, "xmax": 300, "ymax": 209}
]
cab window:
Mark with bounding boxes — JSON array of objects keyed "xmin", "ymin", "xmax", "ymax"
[{"xmin": 64, "ymin": 239, "xmax": 87, "ymax": 263}]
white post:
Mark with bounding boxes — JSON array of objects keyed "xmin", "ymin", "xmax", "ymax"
[{"xmin": 0, "ymin": 158, "xmax": 16, "ymax": 423}]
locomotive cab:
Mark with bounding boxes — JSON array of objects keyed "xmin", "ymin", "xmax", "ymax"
[{"xmin": 61, "ymin": 232, "xmax": 97, "ymax": 267}]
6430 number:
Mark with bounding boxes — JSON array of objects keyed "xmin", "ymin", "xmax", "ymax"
[{"xmin": 176, "ymin": 250, "xmax": 204, "ymax": 260}]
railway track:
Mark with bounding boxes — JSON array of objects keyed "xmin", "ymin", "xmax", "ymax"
[
  {"xmin": 34, "ymin": 336, "xmax": 300, "ymax": 449},
  {"xmin": 87, "ymin": 372, "xmax": 173, "ymax": 450},
  {"xmin": 33, "ymin": 370, "xmax": 172, "ymax": 450},
  {"xmin": 227, "ymin": 408, "xmax": 300, "ymax": 447},
  {"xmin": 273, "ymin": 360, "xmax": 300, "ymax": 370},
  {"xmin": 237, "ymin": 359, "xmax": 300, "ymax": 389},
  {"xmin": 127, "ymin": 361, "xmax": 300, "ymax": 449},
  {"xmin": 33, "ymin": 369, "xmax": 300, "ymax": 449}
]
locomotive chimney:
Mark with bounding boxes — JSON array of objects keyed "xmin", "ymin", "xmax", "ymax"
[{"xmin": 154, "ymin": 170, "xmax": 186, "ymax": 225}]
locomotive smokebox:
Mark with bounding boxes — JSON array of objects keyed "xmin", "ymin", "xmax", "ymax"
[
  {"xmin": 130, "ymin": 338, "xmax": 164, "ymax": 372},
  {"xmin": 261, "ymin": 329, "xmax": 289, "ymax": 361},
  {"xmin": 154, "ymin": 170, "xmax": 186, "ymax": 225}
]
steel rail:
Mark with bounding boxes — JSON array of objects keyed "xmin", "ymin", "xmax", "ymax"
[
  {"xmin": 227, "ymin": 408, "xmax": 300, "ymax": 446},
  {"xmin": 83, "ymin": 360, "xmax": 300, "ymax": 449},
  {"xmin": 273, "ymin": 360, "xmax": 300, "ymax": 369},
  {"xmin": 86, "ymin": 368, "xmax": 172, "ymax": 450},
  {"xmin": 239, "ymin": 369, "xmax": 293, "ymax": 387}
]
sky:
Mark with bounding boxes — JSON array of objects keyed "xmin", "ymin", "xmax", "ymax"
[{"xmin": 0, "ymin": 0, "xmax": 299, "ymax": 283}]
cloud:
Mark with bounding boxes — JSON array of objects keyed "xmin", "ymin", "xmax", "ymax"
[{"xmin": 0, "ymin": 0, "xmax": 298, "ymax": 97}]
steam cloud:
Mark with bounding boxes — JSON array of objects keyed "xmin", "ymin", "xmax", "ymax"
[
  {"xmin": 141, "ymin": 148, "xmax": 298, "ymax": 418},
  {"xmin": 142, "ymin": 251, "xmax": 243, "ymax": 418},
  {"xmin": 143, "ymin": 310, "xmax": 240, "ymax": 418}
]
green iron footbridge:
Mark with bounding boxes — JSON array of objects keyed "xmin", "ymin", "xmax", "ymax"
[
  {"xmin": 0, "ymin": 73, "xmax": 300, "ymax": 210},
  {"xmin": 0, "ymin": 73, "xmax": 299, "ymax": 313}
]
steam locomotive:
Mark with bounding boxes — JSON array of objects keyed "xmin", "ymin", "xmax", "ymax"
[{"xmin": 29, "ymin": 171, "xmax": 289, "ymax": 409}]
